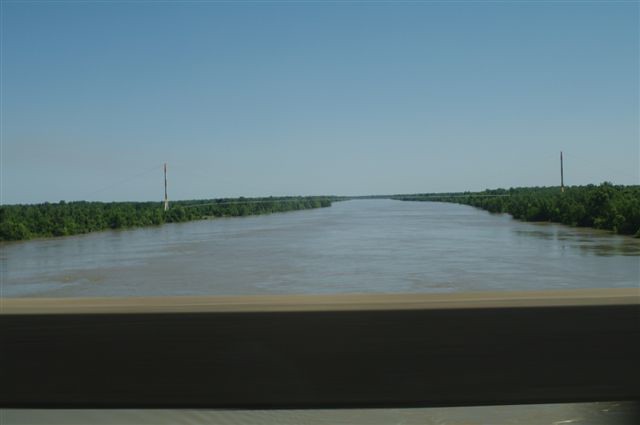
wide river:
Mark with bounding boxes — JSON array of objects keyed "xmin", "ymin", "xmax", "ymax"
[{"xmin": 2, "ymin": 199, "xmax": 638, "ymax": 298}]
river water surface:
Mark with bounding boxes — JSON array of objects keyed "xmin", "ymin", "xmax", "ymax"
[{"xmin": 2, "ymin": 199, "xmax": 639, "ymax": 298}]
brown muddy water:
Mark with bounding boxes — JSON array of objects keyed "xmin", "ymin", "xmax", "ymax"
[{"xmin": 1, "ymin": 199, "xmax": 638, "ymax": 298}]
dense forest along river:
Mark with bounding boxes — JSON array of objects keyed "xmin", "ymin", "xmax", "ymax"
[{"xmin": 2, "ymin": 199, "xmax": 639, "ymax": 298}]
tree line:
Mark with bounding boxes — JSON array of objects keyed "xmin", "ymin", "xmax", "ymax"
[
  {"xmin": 393, "ymin": 183, "xmax": 640, "ymax": 237},
  {"xmin": 0, "ymin": 197, "xmax": 333, "ymax": 241}
]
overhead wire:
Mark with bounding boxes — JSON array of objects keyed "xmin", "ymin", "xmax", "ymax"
[
  {"xmin": 79, "ymin": 164, "xmax": 163, "ymax": 201},
  {"xmin": 561, "ymin": 152, "xmax": 639, "ymax": 184},
  {"xmin": 73, "ymin": 151, "xmax": 635, "ymax": 205}
]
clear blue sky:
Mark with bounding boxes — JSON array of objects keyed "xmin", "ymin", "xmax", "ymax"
[{"xmin": 1, "ymin": 1, "xmax": 638, "ymax": 203}]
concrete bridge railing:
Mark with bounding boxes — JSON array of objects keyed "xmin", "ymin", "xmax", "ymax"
[{"xmin": 1, "ymin": 288, "xmax": 639, "ymax": 408}]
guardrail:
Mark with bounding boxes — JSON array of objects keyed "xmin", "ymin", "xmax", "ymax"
[{"xmin": 1, "ymin": 288, "xmax": 639, "ymax": 408}]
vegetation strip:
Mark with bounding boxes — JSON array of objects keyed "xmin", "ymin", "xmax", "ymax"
[
  {"xmin": 0, "ymin": 197, "xmax": 333, "ymax": 241},
  {"xmin": 394, "ymin": 183, "xmax": 640, "ymax": 237}
]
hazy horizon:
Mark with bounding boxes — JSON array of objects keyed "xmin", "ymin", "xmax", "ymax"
[
  {"xmin": 1, "ymin": 179, "xmax": 635, "ymax": 206},
  {"xmin": 2, "ymin": 1, "xmax": 638, "ymax": 204}
]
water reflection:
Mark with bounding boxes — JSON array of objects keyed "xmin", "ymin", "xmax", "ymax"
[{"xmin": 513, "ymin": 226, "xmax": 640, "ymax": 256}]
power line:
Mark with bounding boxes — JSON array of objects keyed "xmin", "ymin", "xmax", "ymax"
[
  {"xmin": 179, "ymin": 199, "xmax": 326, "ymax": 208},
  {"xmin": 562, "ymin": 152, "xmax": 639, "ymax": 183},
  {"xmin": 80, "ymin": 164, "xmax": 163, "ymax": 201},
  {"xmin": 163, "ymin": 163, "xmax": 169, "ymax": 211},
  {"xmin": 395, "ymin": 194, "xmax": 511, "ymax": 199}
]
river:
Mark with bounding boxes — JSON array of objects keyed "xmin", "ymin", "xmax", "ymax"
[{"xmin": 1, "ymin": 199, "xmax": 638, "ymax": 298}]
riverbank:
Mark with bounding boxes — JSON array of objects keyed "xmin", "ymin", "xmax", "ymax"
[
  {"xmin": 0, "ymin": 196, "xmax": 333, "ymax": 242},
  {"xmin": 393, "ymin": 183, "xmax": 640, "ymax": 237}
]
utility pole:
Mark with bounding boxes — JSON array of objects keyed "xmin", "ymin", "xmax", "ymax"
[
  {"xmin": 163, "ymin": 162, "xmax": 169, "ymax": 211},
  {"xmin": 560, "ymin": 151, "xmax": 564, "ymax": 193}
]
